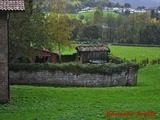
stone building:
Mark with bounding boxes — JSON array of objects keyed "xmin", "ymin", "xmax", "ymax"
[{"xmin": 0, "ymin": 0, "xmax": 25, "ymax": 103}]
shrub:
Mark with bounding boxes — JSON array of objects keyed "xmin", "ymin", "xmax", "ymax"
[
  {"xmin": 108, "ymin": 55, "xmax": 125, "ymax": 64},
  {"xmin": 150, "ymin": 59, "xmax": 158, "ymax": 65},
  {"xmin": 9, "ymin": 61, "xmax": 139, "ymax": 76}
]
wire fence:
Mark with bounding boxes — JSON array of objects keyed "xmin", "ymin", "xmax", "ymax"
[{"xmin": 129, "ymin": 58, "xmax": 160, "ymax": 66}]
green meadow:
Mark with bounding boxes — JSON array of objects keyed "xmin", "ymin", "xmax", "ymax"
[
  {"xmin": 0, "ymin": 45, "xmax": 159, "ymax": 119},
  {"xmin": 109, "ymin": 45, "xmax": 160, "ymax": 63},
  {"xmin": 48, "ymin": 11, "xmax": 118, "ymax": 23},
  {"xmin": 62, "ymin": 45, "xmax": 160, "ymax": 64},
  {"xmin": 0, "ymin": 64, "xmax": 160, "ymax": 120},
  {"xmin": 77, "ymin": 10, "xmax": 118, "ymax": 21}
]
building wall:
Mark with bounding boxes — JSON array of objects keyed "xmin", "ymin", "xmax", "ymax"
[
  {"xmin": 32, "ymin": 50, "xmax": 58, "ymax": 63},
  {"xmin": 80, "ymin": 51, "xmax": 108, "ymax": 62},
  {"xmin": 0, "ymin": 12, "xmax": 9, "ymax": 103},
  {"xmin": 61, "ymin": 54, "xmax": 76, "ymax": 62},
  {"xmin": 9, "ymin": 68, "xmax": 138, "ymax": 87}
]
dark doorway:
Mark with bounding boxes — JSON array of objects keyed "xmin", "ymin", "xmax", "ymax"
[{"xmin": 35, "ymin": 56, "xmax": 51, "ymax": 63}]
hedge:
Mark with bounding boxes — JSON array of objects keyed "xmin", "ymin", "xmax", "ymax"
[{"xmin": 9, "ymin": 61, "xmax": 139, "ymax": 76}]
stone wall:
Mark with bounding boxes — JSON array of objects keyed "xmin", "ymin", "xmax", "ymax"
[
  {"xmin": 0, "ymin": 12, "xmax": 9, "ymax": 103},
  {"xmin": 10, "ymin": 68, "xmax": 138, "ymax": 87}
]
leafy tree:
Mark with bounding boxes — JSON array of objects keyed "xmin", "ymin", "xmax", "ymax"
[
  {"xmin": 103, "ymin": 14, "xmax": 117, "ymax": 43},
  {"xmin": 47, "ymin": 0, "xmax": 74, "ymax": 62},
  {"xmin": 107, "ymin": 2, "xmax": 114, "ymax": 7},
  {"xmin": 150, "ymin": 18, "xmax": 158, "ymax": 23},
  {"xmin": 113, "ymin": 13, "xmax": 150, "ymax": 44},
  {"xmin": 68, "ymin": 19, "xmax": 84, "ymax": 41},
  {"xmin": 81, "ymin": 0, "xmax": 109, "ymax": 8},
  {"xmin": 81, "ymin": 25, "xmax": 101, "ymax": 41},
  {"xmin": 124, "ymin": 3, "xmax": 131, "ymax": 8},
  {"xmin": 137, "ymin": 6, "xmax": 145, "ymax": 10},
  {"xmin": 114, "ymin": 15, "xmax": 123, "ymax": 42},
  {"xmin": 102, "ymin": 12, "xmax": 153, "ymax": 44},
  {"xmin": 134, "ymin": 13, "xmax": 150, "ymax": 43},
  {"xmin": 64, "ymin": 0, "xmax": 82, "ymax": 13},
  {"xmin": 93, "ymin": 6, "xmax": 103, "ymax": 25},
  {"xmin": 98, "ymin": 0, "xmax": 109, "ymax": 7},
  {"xmin": 114, "ymin": 2, "xmax": 121, "ymax": 8},
  {"xmin": 9, "ymin": 0, "xmax": 48, "ymax": 62},
  {"xmin": 141, "ymin": 23, "xmax": 160, "ymax": 44}
]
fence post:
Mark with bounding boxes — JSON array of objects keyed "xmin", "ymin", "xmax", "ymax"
[{"xmin": 146, "ymin": 58, "xmax": 149, "ymax": 65}]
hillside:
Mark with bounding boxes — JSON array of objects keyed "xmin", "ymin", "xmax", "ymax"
[
  {"xmin": 111, "ymin": 0, "xmax": 160, "ymax": 7},
  {"xmin": 77, "ymin": 10, "xmax": 118, "ymax": 21}
]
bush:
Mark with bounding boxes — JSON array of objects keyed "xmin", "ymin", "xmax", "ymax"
[
  {"xmin": 9, "ymin": 61, "xmax": 139, "ymax": 76},
  {"xmin": 108, "ymin": 55, "xmax": 126, "ymax": 64}
]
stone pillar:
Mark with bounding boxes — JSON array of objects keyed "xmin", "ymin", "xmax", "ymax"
[{"xmin": 0, "ymin": 12, "xmax": 9, "ymax": 103}]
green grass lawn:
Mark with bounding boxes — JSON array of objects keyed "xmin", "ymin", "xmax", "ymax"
[{"xmin": 0, "ymin": 64, "xmax": 160, "ymax": 120}]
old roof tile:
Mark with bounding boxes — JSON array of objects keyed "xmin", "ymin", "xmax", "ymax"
[
  {"xmin": 0, "ymin": 0, "xmax": 25, "ymax": 11},
  {"xmin": 76, "ymin": 46, "xmax": 110, "ymax": 52}
]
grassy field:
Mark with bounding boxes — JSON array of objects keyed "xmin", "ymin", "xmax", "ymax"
[
  {"xmin": 47, "ymin": 11, "xmax": 118, "ymax": 23},
  {"xmin": 0, "ymin": 64, "xmax": 160, "ymax": 120},
  {"xmin": 109, "ymin": 45, "xmax": 160, "ymax": 63},
  {"xmin": 77, "ymin": 10, "xmax": 118, "ymax": 21},
  {"xmin": 61, "ymin": 11, "xmax": 118, "ymax": 23},
  {"xmin": 61, "ymin": 45, "xmax": 160, "ymax": 64}
]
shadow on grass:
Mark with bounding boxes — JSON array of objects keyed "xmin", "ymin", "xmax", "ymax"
[{"xmin": 11, "ymin": 83, "xmax": 139, "ymax": 88}]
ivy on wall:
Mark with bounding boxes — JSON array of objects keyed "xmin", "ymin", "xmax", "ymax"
[{"xmin": 9, "ymin": 57, "xmax": 139, "ymax": 76}]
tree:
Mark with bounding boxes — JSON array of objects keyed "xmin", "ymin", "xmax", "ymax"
[
  {"xmin": 124, "ymin": 10, "xmax": 130, "ymax": 15},
  {"xmin": 141, "ymin": 23, "xmax": 160, "ymax": 45},
  {"xmin": 114, "ymin": 2, "xmax": 121, "ymax": 8},
  {"xmin": 69, "ymin": 19, "xmax": 84, "ymax": 41},
  {"xmin": 9, "ymin": 0, "xmax": 48, "ymax": 62},
  {"xmin": 124, "ymin": 3, "xmax": 131, "ymax": 8},
  {"xmin": 78, "ymin": 14, "xmax": 84, "ymax": 20},
  {"xmin": 134, "ymin": 13, "xmax": 150, "ymax": 43},
  {"xmin": 103, "ymin": 14, "xmax": 117, "ymax": 43},
  {"xmin": 81, "ymin": 0, "xmax": 109, "ymax": 8},
  {"xmin": 64, "ymin": 0, "xmax": 82, "ymax": 13},
  {"xmin": 47, "ymin": 0, "xmax": 74, "ymax": 62},
  {"xmin": 151, "ymin": 9, "xmax": 160, "ymax": 20},
  {"xmin": 81, "ymin": 25, "xmax": 101, "ymax": 41},
  {"xmin": 99, "ymin": 0, "xmax": 109, "ymax": 7},
  {"xmin": 93, "ymin": 6, "xmax": 103, "ymax": 26},
  {"xmin": 107, "ymin": 2, "xmax": 114, "ymax": 7},
  {"xmin": 137, "ymin": 6, "xmax": 145, "ymax": 10}
]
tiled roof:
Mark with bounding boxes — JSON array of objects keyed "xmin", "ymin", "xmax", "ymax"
[
  {"xmin": 76, "ymin": 46, "xmax": 110, "ymax": 52},
  {"xmin": 0, "ymin": 0, "xmax": 25, "ymax": 11}
]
